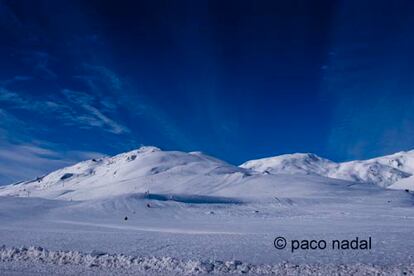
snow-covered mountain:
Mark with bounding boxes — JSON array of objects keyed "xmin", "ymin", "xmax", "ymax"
[
  {"xmin": 240, "ymin": 150, "xmax": 414, "ymax": 188},
  {"xmin": 1, "ymin": 146, "xmax": 414, "ymax": 275},
  {"xmin": 0, "ymin": 146, "xmax": 258, "ymax": 200},
  {"xmin": 1, "ymin": 147, "xmax": 413, "ymax": 202},
  {"xmin": 240, "ymin": 153, "xmax": 337, "ymax": 176}
]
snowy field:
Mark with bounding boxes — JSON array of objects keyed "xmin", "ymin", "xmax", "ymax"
[{"xmin": 0, "ymin": 147, "xmax": 414, "ymax": 275}]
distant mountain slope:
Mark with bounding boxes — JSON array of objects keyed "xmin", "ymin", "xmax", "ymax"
[
  {"xmin": 1, "ymin": 147, "xmax": 413, "ymax": 201},
  {"xmin": 240, "ymin": 153, "xmax": 337, "ymax": 176},
  {"xmin": 0, "ymin": 146, "xmax": 390, "ymax": 201},
  {"xmin": 0, "ymin": 146, "xmax": 254, "ymax": 200},
  {"xmin": 240, "ymin": 151, "xmax": 414, "ymax": 188}
]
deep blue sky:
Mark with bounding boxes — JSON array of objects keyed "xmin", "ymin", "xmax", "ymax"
[{"xmin": 1, "ymin": 0, "xmax": 414, "ymax": 184}]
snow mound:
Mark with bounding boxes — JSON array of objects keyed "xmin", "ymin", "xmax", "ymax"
[
  {"xmin": 241, "ymin": 151, "xmax": 414, "ymax": 188},
  {"xmin": 5, "ymin": 146, "xmax": 380, "ymax": 202},
  {"xmin": 2, "ymin": 146, "xmax": 414, "ymax": 201},
  {"xmin": 329, "ymin": 160, "xmax": 411, "ymax": 188},
  {"xmin": 240, "ymin": 153, "xmax": 336, "ymax": 176},
  {"xmin": 0, "ymin": 146, "xmax": 254, "ymax": 200},
  {"xmin": 1, "ymin": 246, "xmax": 412, "ymax": 275}
]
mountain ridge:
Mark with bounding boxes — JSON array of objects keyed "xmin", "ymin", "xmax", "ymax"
[
  {"xmin": 240, "ymin": 150, "xmax": 414, "ymax": 188},
  {"xmin": 1, "ymin": 147, "xmax": 413, "ymax": 201}
]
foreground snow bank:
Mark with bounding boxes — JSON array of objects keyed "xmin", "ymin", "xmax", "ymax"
[{"xmin": 0, "ymin": 246, "xmax": 413, "ymax": 275}]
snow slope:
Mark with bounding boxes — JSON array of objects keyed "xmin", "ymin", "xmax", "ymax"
[
  {"xmin": 1, "ymin": 146, "xmax": 382, "ymax": 201},
  {"xmin": 240, "ymin": 150, "xmax": 414, "ymax": 188},
  {"xmin": 0, "ymin": 146, "xmax": 254, "ymax": 200},
  {"xmin": 389, "ymin": 175, "xmax": 414, "ymax": 191},
  {"xmin": 2, "ymin": 147, "xmax": 414, "ymax": 203},
  {"xmin": 240, "ymin": 153, "xmax": 337, "ymax": 176},
  {"xmin": 0, "ymin": 147, "xmax": 414, "ymax": 205},
  {"xmin": 1, "ymin": 146, "xmax": 414, "ymax": 274},
  {"xmin": 0, "ymin": 178, "xmax": 413, "ymax": 274}
]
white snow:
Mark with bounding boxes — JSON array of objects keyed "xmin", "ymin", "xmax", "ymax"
[
  {"xmin": 0, "ymin": 146, "xmax": 377, "ymax": 201},
  {"xmin": 1, "ymin": 146, "xmax": 414, "ymax": 275},
  {"xmin": 0, "ymin": 146, "xmax": 253, "ymax": 200},
  {"xmin": 389, "ymin": 175, "xmax": 414, "ymax": 191},
  {"xmin": 240, "ymin": 150, "xmax": 414, "ymax": 188},
  {"xmin": 1, "ymin": 246, "xmax": 413, "ymax": 275}
]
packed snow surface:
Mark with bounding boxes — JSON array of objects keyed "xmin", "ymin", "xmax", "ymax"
[
  {"xmin": 1, "ymin": 146, "xmax": 414, "ymax": 275},
  {"xmin": 1, "ymin": 246, "xmax": 413, "ymax": 275}
]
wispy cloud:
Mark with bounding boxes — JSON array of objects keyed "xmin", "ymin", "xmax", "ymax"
[
  {"xmin": 16, "ymin": 51, "xmax": 58, "ymax": 79},
  {"xmin": 0, "ymin": 60, "xmax": 195, "ymax": 184},
  {"xmin": 61, "ymin": 89, "xmax": 129, "ymax": 134},
  {"xmin": 0, "ymin": 75, "xmax": 33, "ymax": 86},
  {"xmin": 76, "ymin": 64, "xmax": 196, "ymax": 149},
  {"xmin": 0, "ymin": 86, "xmax": 129, "ymax": 134},
  {"xmin": 0, "ymin": 88, "xmax": 61, "ymax": 112},
  {"xmin": 83, "ymin": 64, "xmax": 122, "ymax": 90},
  {"xmin": 31, "ymin": 51, "xmax": 57, "ymax": 79},
  {"xmin": 0, "ymin": 109, "xmax": 105, "ymax": 185},
  {"xmin": 0, "ymin": 142, "xmax": 105, "ymax": 185},
  {"xmin": 0, "ymin": 108, "xmax": 25, "ymax": 140}
]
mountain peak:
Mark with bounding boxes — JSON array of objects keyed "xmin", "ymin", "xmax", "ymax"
[
  {"xmin": 241, "ymin": 150, "xmax": 414, "ymax": 188},
  {"xmin": 2, "ymin": 147, "xmax": 414, "ymax": 201},
  {"xmin": 240, "ymin": 152, "xmax": 335, "ymax": 176},
  {"xmin": 0, "ymin": 147, "xmax": 249, "ymax": 200}
]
